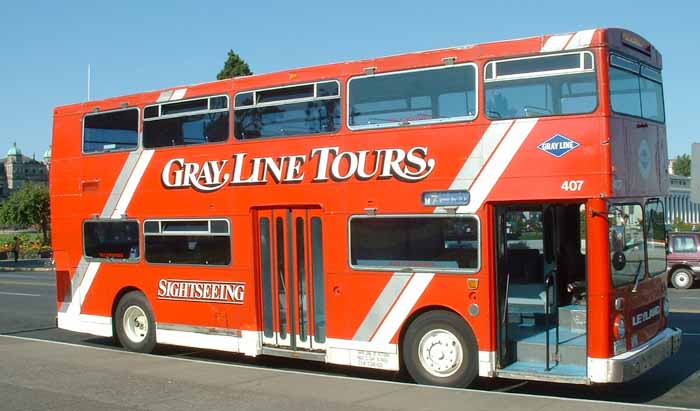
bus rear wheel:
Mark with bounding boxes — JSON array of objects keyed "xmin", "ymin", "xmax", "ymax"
[
  {"xmin": 402, "ymin": 310, "xmax": 478, "ymax": 388},
  {"xmin": 115, "ymin": 291, "xmax": 157, "ymax": 353}
]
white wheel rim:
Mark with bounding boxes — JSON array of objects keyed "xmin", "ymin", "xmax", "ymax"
[
  {"xmin": 675, "ymin": 272, "xmax": 690, "ymax": 288},
  {"xmin": 418, "ymin": 328, "xmax": 463, "ymax": 378},
  {"xmin": 123, "ymin": 305, "xmax": 149, "ymax": 343}
]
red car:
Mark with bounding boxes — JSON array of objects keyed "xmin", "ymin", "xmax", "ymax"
[{"xmin": 668, "ymin": 231, "xmax": 700, "ymax": 289}]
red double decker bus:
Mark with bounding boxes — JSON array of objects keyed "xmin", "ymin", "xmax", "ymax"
[{"xmin": 51, "ymin": 28, "xmax": 680, "ymax": 387}]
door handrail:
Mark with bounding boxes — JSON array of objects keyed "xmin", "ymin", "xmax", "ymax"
[{"xmin": 544, "ymin": 269, "xmax": 558, "ymax": 371}]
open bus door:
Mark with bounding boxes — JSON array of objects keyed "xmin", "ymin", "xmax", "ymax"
[{"xmin": 496, "ymin": 204, "xmax": 588, "ymax": 382}]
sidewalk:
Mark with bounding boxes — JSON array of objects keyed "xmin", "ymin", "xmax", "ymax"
[{"xmin": 0, "ymin": 258, "xmax": 53, "ymax": 271}]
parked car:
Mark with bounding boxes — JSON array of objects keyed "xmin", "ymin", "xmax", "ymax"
[{"xmin": 667, "ymin": 231, "xmax": 700, "ymax": 289}]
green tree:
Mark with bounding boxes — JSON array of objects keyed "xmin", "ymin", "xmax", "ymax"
[
  {"xmin": 0, "ymin": 183, "xmax": 50, "ymax": 244},
  {"xmin": 672, "ymin": 154, "xmax": 691, "ymax": 177},
  {"xmin": 216, "ymin": 50, "xmax": 252, "ymax": 80}
]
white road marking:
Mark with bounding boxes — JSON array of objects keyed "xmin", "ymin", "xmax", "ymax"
[
  {"xmin": 0, "ymin": 291, "xmax": 41, "ymax": 297},
  {"xmin": 0, "ymin": 335, "xmax": 693, "ymax": 411},
  {"xmin": 682, "ymin": 333, "xmax": 700, "ymax": 337}
]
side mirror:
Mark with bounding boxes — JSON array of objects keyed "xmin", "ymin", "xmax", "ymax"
[{"xmin": 612, "ymin": 251, "xmax": 627, "ymax": 271}]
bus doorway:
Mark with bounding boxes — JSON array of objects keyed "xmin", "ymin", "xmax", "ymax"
[{"xmin": 496, "ymin": 204, "xmax": 588, "ymax": 381}]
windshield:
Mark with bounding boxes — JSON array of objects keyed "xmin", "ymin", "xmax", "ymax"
[
  {"xmin": 609, "ymin": 54, "xmax": 665, "ymax": 123},
  {"xmin": 608, "ymin": 201, "xmax": 667, "ymax": 288},
  {"xmin": 609, "ymin": 204, "xmax": 645, "ymax": 287}
]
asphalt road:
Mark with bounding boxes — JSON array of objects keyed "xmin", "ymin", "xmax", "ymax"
[{"xmin": 1, "ymin": 271, "xmax": 699, "ymax": 410}]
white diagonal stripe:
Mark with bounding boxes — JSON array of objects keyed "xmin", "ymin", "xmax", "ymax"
[
  {"xmin": 170, "ymin": 88, "xmax": 187, "ymax": 101},
  {"xmin": 541, "ymin": 34, "xmax": 573, "ymax": 52},
  {"xmin": 157, "ymin": 90, "xmax": 173, "ymax": 102},
  {"xmin": 434, "ymin": 120, "xmax": 513, "ymax": 214},
  {"xmin": 459, "ymin": 118, "xmax": 539, "ymax": 214},
  {"xmin": 448, "ymin": 120, "xmax": 514, "ymax": 191},
  {"xmin": 66, "ymin": 262, "xmax": 101, "ymax": 315},
  {"xmin": 565, "ymin": 29, "xmax": 596, "ymax": 50},
  {"xmin": 371, "ymin": 273, "xmax": 434, "ymax": 344},
  {"xmin": 111, "ymin": 149, "xmax": 154, "ymax": 218}
]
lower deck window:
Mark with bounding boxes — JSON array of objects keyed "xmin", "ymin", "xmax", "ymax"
[
  {"xmin": 350, "ymin": 216, "xmax": 479, "ymax": 271},
  {"xmin": 144, "ymin": 219, "xmax": 231, "ymax": 265},
  {"xmin": 84, "ymin": 220, "xmax": 140, "ymax": 260}
]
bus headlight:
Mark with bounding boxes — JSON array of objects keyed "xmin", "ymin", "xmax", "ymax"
[
  {"xmin": 613, "ymin": 314, "xmax": 626, "ymax": 339},
  {"xmin": 663, "ymin": 296, "xmax": 670, "ymax": 317}
]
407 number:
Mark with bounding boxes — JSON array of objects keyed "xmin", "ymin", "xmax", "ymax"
[{"xmin": 561, "ymin": 180, "xmax": 584, "ymax": 191}]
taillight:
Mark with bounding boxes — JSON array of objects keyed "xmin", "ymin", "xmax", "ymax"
[{"xmin": 613, "ymin": 314, "xmax": 626, "ymax": 339}]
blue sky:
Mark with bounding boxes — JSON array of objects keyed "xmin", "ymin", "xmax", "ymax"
[{"xmin": 0, "ymin": 0, "xmax": 694, "ymax": 160}]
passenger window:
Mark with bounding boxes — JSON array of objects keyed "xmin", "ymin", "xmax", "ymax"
[
  {"xmin": 83, "ymin": 220, "xmax": 140, "ymax": 260},
  {"xmin": 485, "ymin": 52, "xmax": 597, "ymax": 119},
  {"xmin": 83, "ymin": 109, "xmax": 139, "ymax": 153},
  {"xmin": 234, "ymin": 81, "xmax": 341, "ymax": 139},
  {"xmin": 350, "ymin": 216, "xmax": 479, "ymax": 271},
  {"xmin": 349, "ymin": 65, "xmax": 477, "ymax": 129},
  {"xmin": 143, "ymin": 96, "xmax": 229, "ymax": 148},
  {"xmin": 144, "ymin": 219, "xmax": 231, "ymax": 265}
]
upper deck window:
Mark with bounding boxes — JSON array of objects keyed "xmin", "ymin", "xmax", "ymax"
[
  {"xmin": 143, "ymin": 95, "xmax": 229, "ymax": 148},
  {"xmin": 234, "ymin": 81, "xmax": 341, "ymax": 140},
  {"xmin": 609, "ymin": 54, "xmax": 665, "ymax": 123},
  {"xmin": 348, "ymin": 64, "xmax": 477, "ymax": 130},
  {"xmin": 485, "ymin": 51, "xmax": 597, "ymax": 119},
  {"xmin": 83, "ymin": 108, "xmax": 139, "ymax": 153}
]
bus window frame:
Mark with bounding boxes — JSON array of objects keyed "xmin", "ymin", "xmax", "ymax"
[
  {"xmin": 346, "ymin": 62, "xmax": 479, "ymax": 131},
  {"xmin": 81, "ymin": 107, "xmax": 141, "ymax": 156},
  {"xmin": 347, "ymin": 214, "xmax": 481, "ymax": 274},
  {"xmin": 233, "ymin": 79, "xmax": 342, "ymax": 141},
  {"xmin": 483, "ymin": 50, "xmax": 598, "ymax": 120},
  {"xmin": 608, "ymin": 53, "xmax": 666, "ymax": 124},
  {"xmin": 142, "ymin": 94, "xmax": 231, "ymax": 149},
  {"xmin": 142, "ymin": 217, "xmax": 233, "ymax": 267},
  {"xmin": 82, "ymin": 218, "xmax": 141, "ymax": 263}
]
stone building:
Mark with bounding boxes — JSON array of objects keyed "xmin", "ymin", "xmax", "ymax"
[
  {"xmin": 0, "ymin": 143, "xmax": 50, "ymax": 200},
  {"xmin": 664, "ymin": 174, "xmax": 699, "ymax": 224}
]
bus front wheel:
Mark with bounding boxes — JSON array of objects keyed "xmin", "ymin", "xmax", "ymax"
[
  {"xmin": 114, "ymin": 291, "xmax": 157, "ymax": 353},
  {"xmin": 402, "ymin": 310, "xmax": 478, "ymax": 388}
]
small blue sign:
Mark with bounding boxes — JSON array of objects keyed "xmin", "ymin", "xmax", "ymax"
[{"xmin": 538, "ymin": 134, "xmax": 580, "ymax": 158}]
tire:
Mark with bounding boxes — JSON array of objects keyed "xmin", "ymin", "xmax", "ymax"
[
  {"xmin": 670, "ymin": 268, "xmax": 694, "ymax": 290},
  {"xmin": 114, "ymin": 291, "xmax": 157, "ymax": 353},
  {"xmin": 402, "ymin": 310, "xmax": 478, "ymax": 388}
]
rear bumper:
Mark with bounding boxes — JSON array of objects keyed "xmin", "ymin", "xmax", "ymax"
[{"xmin": 588, "ymin": 327, "xmax": 682, "ymax": 383}]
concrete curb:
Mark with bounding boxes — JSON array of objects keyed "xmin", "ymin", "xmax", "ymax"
[{"xmin": 0, "ymin": 267, "xmax": 54, "ymax": 272}]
